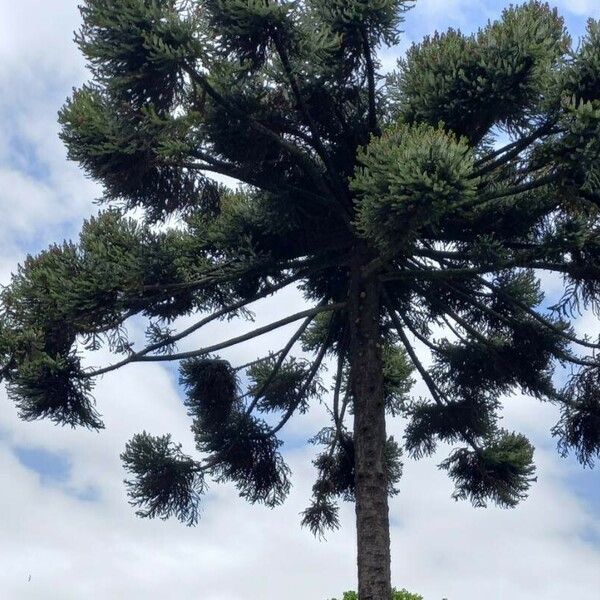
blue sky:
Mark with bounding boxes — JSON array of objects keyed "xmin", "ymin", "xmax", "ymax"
[{"xmin": 0, "ymin": 1, "xmax": 599, "ymax": 599}]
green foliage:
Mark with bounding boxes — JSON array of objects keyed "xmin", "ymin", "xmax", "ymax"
[
  {"xmin": 77, "ymin": 0, "xmax": 199, "ymax": 111},
  {"xmin": 204, "ymin": 0, "xmax": 294, "ymax": 68},
  {"xmin": 310, "ymin": 0, "xmax": 411, "ymax": 59},
  {"xmin": 303, "ymin": 432, "xmax": 403, "ymax": 537},
  {"xmin": 121, "ymin": 432, "xmax": 204, "ymax": 525},
  {"xmin": 331, "ymin": 588, "xmax": 423, "ymax": 600},
  {"xmin": 541, "ymin": 98, "xmax": 600, "ymax": 205},
  {"xmin": 181, "ymin": 357, "xmax": 291, "ymax": 507},
  {"xmin": 555, "ymin": 367, "xmax": 600, "ymax": 467},
  {"xmin": 433, "ymin": 317, "xmax": 568, "ymax": 399},
  {"xmin": 180, "ymin": 358, "xmax": 238, "ymax": 429},
  {"xmin": 404, "ymin": 397, "xmax": 498, "ymax": 459},
  {"xmin": 441, "ymin": 430, "xmax": 537, "ymax": 508},
  {"xmin": 561, "ymin": 19, "xmax": 600, "ymax": 104},
  {"xmin": 59, "ymin": 88, "xmax": 211, "ymax": 217},
  {"xmin": 352, "ymin": 123, "xmax": 478, "ymax": 250},
  {"xmin": 382, "ymin": 343, "xmax": 414, "ymax": 415},
  {"xmin": 9, "ymin": 353, "xmax": 101, "ymax": 430},
  {"xmin": 248, "ymin": 356, "xmax": 322, "ymax": 413},
  {"xmin": 390, "ymin": 1, "xmax": 570, "ymax": 142}
]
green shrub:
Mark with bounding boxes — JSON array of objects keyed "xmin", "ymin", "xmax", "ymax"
[{"xmin": 331, "ymin": 589, "xmax": 424, "ymax": 600}]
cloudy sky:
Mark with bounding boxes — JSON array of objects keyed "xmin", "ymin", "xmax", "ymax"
[{"xmin": 1, "ymin": 1, "xmax": 600, "ymax": 599}]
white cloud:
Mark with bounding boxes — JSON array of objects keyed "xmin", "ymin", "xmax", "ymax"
[
  {"xmin": 1, "ymin": 359, "xmax": 599, "ymax": 599},
  {"xmin": 0, "ymin": 1, "xmax": 599, "ymax": 599},
  {"xmin": 0, "ymin": 0, "xmax": 96, "ymax": 260}
]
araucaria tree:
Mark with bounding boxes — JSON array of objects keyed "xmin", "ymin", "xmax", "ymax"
[{"xmin": 3, "ymin": 1, "xmax": 600, "ymax": 598}]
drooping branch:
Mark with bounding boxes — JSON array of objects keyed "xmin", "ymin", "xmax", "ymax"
[
  {"xmin": 383, "ymin": 293, "xmax": 481, "ymax": 452},
  {"xmin": 243, "ymin": 307, "xmax": 319, "ymax": 418},
  {"xmin": 269, "ymin": 310, "xmax": 338, "ymax": 436},
  {"xmin": 140, "ymin": 254, "xmax": 349, "ymax": 298},
  {"xmin": 438, "ymin": 314, "xmax": 471, "ymax": 345},
  {"xmin": 0, "ymin": 359, "xmax": 13, "ymax": 382},
  {"xmin": 396, "ymin": 308, "xmax": 452, "ymax": 357},
  {"xmin": 367, "ymin": 244, "xmax": 569, "ymax": 283}
]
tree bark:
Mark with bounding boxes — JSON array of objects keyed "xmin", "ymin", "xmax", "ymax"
[{"xmin": 348, "ymin": 254, "xmax": 392, "ymax": 600}]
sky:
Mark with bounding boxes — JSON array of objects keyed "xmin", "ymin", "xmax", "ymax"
[{"xmin": 0, "ymin": 1, "xmax": 600, "ymax": 599}]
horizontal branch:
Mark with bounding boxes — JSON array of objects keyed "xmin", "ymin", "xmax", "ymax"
[
  {"xmin": 476, "ymin": 173, "xmax": 558, "ymax": 204},
  {"xmin": 86, "ymin": 302, "xmax": 345, "ymax": 377},
  {"xmin": 440, "ymin": 280, "xmax": 600, "ymax": 369},
  {"xmin": 422, "ymin": 250, "xmax": 600, "ymax": 353},
  {"xmin": 477, "ymin": 276, "xmax": 600, "ymax": 351}
]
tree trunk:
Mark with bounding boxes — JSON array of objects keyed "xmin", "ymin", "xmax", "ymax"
[{"xmin": 348, "ymin": 254, "xmax": 392, "ymax": 600}]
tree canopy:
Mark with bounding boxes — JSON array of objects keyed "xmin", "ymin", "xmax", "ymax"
[{"xmin": 2, "ymin": 1, "xmax": 600, "ymax": 598}]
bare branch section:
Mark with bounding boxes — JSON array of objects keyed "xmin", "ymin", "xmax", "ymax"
[{"xmin": 86, "ymin": 302, "xmax": 345, "ymax": 378}]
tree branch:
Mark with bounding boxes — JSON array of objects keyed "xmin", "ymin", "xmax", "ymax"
[
  {"xmin": 398, "ymin": 309, "xmax": 452, "ymax": 357},
  {"xmin": 471, "ymin": 121, "xmax": 558, "ymax": 178},
  {"xmin": 383, "ymin": 296, "xmax": 481, "ymax": 452},
  {"xmin": 84, "ymin": 272, "xmax": 311, "ymax": 377},
  {"xmin": 184, "ymin": 155, "xmax": 333, "ymax": 208},
  {"xmin": 86, "ymin": 302, "xmax": 345, "ymax": 377},
  {"xmin": 243, "ymin": 306, "xmax": 319, "ymax": 417},
  {"xmin": 440, "ymin": 280, "xmax": 600, "ymax": 369},
  {"xmin": 269, "ymin": 310, "xmax": 338, "ymax": 436},
  {"xmin": 332, "ymin": 345, "xmax": 346, "ymax": 431},
  {"xmin": 183, "ymin": 64, "xmax": 337, "ymax": 205},
  {"xmin": 479, "ymin": 277, "xmax": 600, "ymax": 350},
  {"xmin": 360, "ymin": 24, "xmax": 380, "ymax": 137},
  {"xmin": 271, "ymin": 32, "xmax": 352, "ymax": 212},
  {"xmin": 476, "ymin": 173, "xmax": 558, "ymax": 204},
  {"xmin": 233, "ymin": 351, "xmax": 285, "ymax": 373}
]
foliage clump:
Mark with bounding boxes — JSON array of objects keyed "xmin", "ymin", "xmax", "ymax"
[
  {"xmin": 122, "ymin": 432, "xmax": 204, "ymax": 525},
  {"xmin": 331, "ymin": 589, "xmax": 423, "ymax": 600},
  {"xmin": 352, "ymin": 123, "xmax": 478, "ymax": 250}
]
